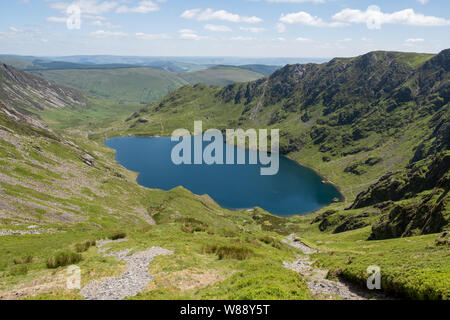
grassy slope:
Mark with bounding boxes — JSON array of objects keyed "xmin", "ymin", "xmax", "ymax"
[
  {"xmin": 0, "ymin": 109, "xmax": 312, "ymax": 300},
  {"xmin": 31, "ymin": 66, "xmax": 265, "ymax": 104},
  {"xmin": 31, "ymin": 68, "xmax": 188, "ymax": 104},
  {"xmin": 41, "ymin": 97, "xmax": 143, "ymax": 131},
  {"xmin": 179, "ymin": 66, "xmax": 264, "ymax": 86},
  {"xmin": 289, "ymin": 208, "xmax": 449, "ymax": 300},
  {"xmin": 1, "ymin": 51, "xmax": 449, "ymax": 300}
]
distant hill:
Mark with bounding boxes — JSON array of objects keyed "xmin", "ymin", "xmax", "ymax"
[
  {"xmin": 0, "ymin": 55, "xmax": 277, "ymax": 103},
  {"xmin": 238, "ymin": 64, "xmax": 280, "ymax": 76},
  {"xmin": 30, "ymin": 66, "xmax": 266, "ymax": 104},
  {"xmin": 30, "ymin": 67, "xmax": 187, "ymax": 104},
  {"xmin": 178, "ymin": 66, "xmax": 264, "ymax": 86}
]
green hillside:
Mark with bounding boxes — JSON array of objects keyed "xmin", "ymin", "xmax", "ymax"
[
  {"xmin": 0, "ymin": 63, "xmax": 86, "ymax": 116},
  {"xmin": 31, "ymin": 68, "xmax": 188, "ymax": 104},
  {"xmin": 238, "ymin": 64, "xmax": 280, "ymax": 76},
  {"xmin": 31, "ymin": 66, "xmax": 265, "ymax": 104},
  {"xmin": 179, "ymin": 66, "xmax": 265, "ymax": 86},
  {"xmin": 0, "ymin": 50, "xmax": 449, "ymax": 300}
]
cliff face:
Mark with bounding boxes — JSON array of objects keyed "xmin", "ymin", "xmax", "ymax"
[{"xmin": 0, "ymin": 63, "xmax": 86, "ymax": 118}]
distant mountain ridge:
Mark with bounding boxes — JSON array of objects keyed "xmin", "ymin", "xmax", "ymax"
[{"xmin": 30, "ymin": 66, "xmax": 266, "ymax": 104}]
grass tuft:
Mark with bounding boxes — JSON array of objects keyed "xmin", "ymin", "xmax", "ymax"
[
  {"xmin": 13, "ymin": 256, "xmax": 34, "ymax": 265},
  {"xmin": 46, "ymin": 251, "xmax": 82, "ymax": 269},
  {"xmin": 258, "ymin": 236, "xmax": 283, "ymax": 249},
  {"xmin": 203, "ymin": 245, "xmax": 254, "ymax": 260},
  {"xmin": 108, "ymin": 232, "xmax": 127, "ymax": 240},
  {"xmin": 75, "ymin": 240, "xmax": 96, "ymax": 253}
]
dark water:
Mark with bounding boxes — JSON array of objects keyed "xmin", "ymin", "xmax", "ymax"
[{"xmin": 105, "ymin": 136, "xmax": 342, "ymax": 216}]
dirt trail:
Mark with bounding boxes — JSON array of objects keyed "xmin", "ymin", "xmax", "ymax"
[
  {"xmin": 80, "ymin": 239, "xmax": 173, "ymax": 300},
  {"xmin": 283, "ymin": 234, "xmax": 385, "ymax": 300}
]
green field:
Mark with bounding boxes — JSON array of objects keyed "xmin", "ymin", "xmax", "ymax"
[{"xmin": 31, "ymin": 68, "xmax": 188, "ymax": 104}]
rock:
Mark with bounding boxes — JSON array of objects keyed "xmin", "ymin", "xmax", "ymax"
[
  {"xmin": 333, "ymin": 215, "xmax": 370, "ymax": 234},
  {"xmin": 81, "ymin": 153, "xmax": 95, "ymax": 167}
]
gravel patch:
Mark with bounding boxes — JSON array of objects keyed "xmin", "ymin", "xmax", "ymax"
[
  {"xmin": 283, "ymin": 234, "xmax": 385, "ymax": 300},
  {"xmin": 0, "ymin": 228, "xmax": 54, "ymax": 236},
  {"xmin": 80, "ymin": 240, "xmax": 173, "ymax": 300},
  {"xmin": 282, "ymin": 234, "xmax": 318, "ymax": 254}
]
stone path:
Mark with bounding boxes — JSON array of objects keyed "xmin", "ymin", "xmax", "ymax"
[
  {"xmin": 283, "ymin": 234, "xmax": 385, "ymax": 300},
  {"xmin": 80, "ymin": 239, "xmax": 173, "ymax": 300}
]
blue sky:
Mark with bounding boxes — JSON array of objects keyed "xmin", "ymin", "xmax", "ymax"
[{"xmin": 1, "ymin": 0, "xmax": 450, "ymax": 57}]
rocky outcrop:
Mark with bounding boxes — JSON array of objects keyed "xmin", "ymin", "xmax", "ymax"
[
  {"xmin": 351, "ymin": 152, "xmax": 450, "ymax": 209},
  {"xmin": 0, "ymin": 63, "xmax": 86, "ymax": 116},
  {"xmin": 369, "ymin": 191, "xmax": 449, "ymax": 240}
]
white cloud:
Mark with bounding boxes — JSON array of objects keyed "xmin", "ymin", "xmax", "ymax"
[
  {"xmin": 230, "ymin": 36, "xmax": 255, "ymax": 41},
  {"xmin": 89, "ymin": 30, "xmax": 169, "ymax": 40},
  {"xmin": 116, "ymin": 1, "xmax": 160, "ymax": 14},
  {"xmin": 333, "ymin": 5, "xmax": 450, "ymax": 29},
  {"xmin": 275, "ymin": 22, "xmax": 287, "ymax": 33},
  {"xmin": 178, "ymin": 29, "xmax": 207, "ymax": 40},
  {"xmin": 135, "ymin": 32, "xmax": 170, "ymax": 40},
  {"xmin": 90, "ymin": 30, "xmax": 127, "ymax": 37},
  {"xmin": 46, "ymin": 16, "xmax": 68, "ymax": 23},
  {"xmin": 181, "ymin": 8, "xmax": 262, "ymax": 24},
  {"xmin": 417, "ymin": 0, "xmax": 429, "ymax": 4},
  {"xmin": 180, "ymin": 9, "xmax": 201, "ymax": 19},
  {"xmin": 296, "ymin": 37, "xmax": 313, "ymax": 42},
  {"xmin": 178, "ymin": 28, "xmax": 196, "ymax": 34},
  {"xmin": 204, "ymin": 24, "xmax": 232, "ymax": 32},
  {"xmin": 404, "ymin": 38, "xmax": 425, "ymax": 47},
  {"xmin": 47, "ymin": 0, "xmax": 119, "ymax": 26},
  {"xmin": 240, "ymin": 26, "xmax": 265, "ymax": 33},
  {"xmin": 405, "ymin": 38, "xmax": 425, "ymax": 43},
  {"xmin": 50, "ymin": 0, "xmax": 118, "ymax": 15},
  {"xmin": 280, "ymin": 11, "xmax": 344, "ymax": 27},
  {"xmin": 180, "ymin": 33, "xmax": 201, "ymax": 40},
  {"xmin": 89, "ymin": 20, "xmax": 120, "ymax": 28}
]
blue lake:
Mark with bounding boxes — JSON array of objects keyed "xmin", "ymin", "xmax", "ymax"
[{"xmin": 105, "ymin": 136, "xmax": 342, "ymax": 216}]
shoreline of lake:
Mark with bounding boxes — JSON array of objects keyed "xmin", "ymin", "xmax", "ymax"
[{"xmin": 104, "ymin": 135, "xmax": 343, "ymax": 216}]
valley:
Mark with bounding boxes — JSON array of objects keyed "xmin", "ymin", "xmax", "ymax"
[{"xmin": 0, "ymin": 50, "xmax": 448, "ymax": 301}]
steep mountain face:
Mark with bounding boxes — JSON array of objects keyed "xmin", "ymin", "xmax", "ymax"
[
  {"xmin": 0, "ymin": 63, "xmax": 86, "ymax": 117},
  {"xmin": 0, "ymin": 69, "xmax": 155, "ymax": 228},
  {"xmin": 129, "ymin": 50, "xmax": 450, "ymax": 240}
]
